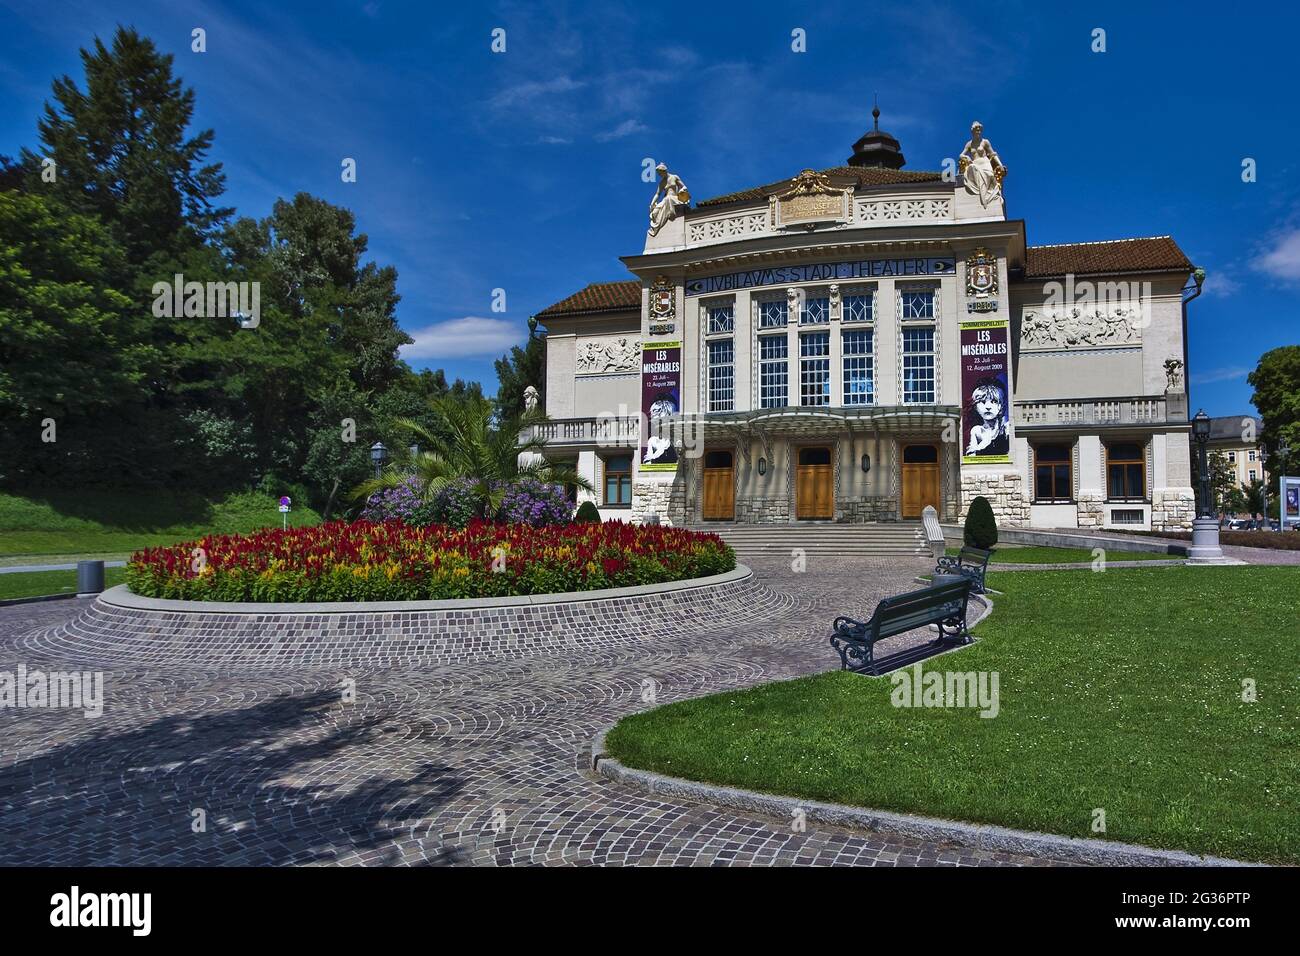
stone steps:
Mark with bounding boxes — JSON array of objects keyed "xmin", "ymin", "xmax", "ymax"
[{"xmin": 682, "ymin": 523, "xmax": 932, "ymax": 556}]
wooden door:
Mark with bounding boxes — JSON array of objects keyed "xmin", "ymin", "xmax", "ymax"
[
  {"xmin": 901, "ymin": 444, "xmax": 940, "ymax": 518},
  {"xmin": 796, "ymin": 446, "xmax": 834, "ymax": 519},
  {"xmin": 701, "ymin": 450, "xmax": 734, "ymax": 520}
]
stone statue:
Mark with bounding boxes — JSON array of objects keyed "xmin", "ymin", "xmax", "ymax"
[
  {"xmin": 959, "ymin": 121, "xmax": 1007, "ymax": 207},
  {"xmin": 1163, "ymin": 359, "xmax": 1184, "ymax": 391},
  {"xmin": 648, "ymin": 163, "xmax": 690, "ymax": 237},
  {"xmin": 523, "ymin": 385, "xmax": 539, "ymax": 412}
]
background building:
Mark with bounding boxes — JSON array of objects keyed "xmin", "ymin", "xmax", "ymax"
[{"xmin": 532, "ymin": 112, "xmax": 1200, "ymax": 531}]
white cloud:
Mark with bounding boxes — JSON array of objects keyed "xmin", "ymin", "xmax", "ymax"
[
  {"xmin": 1200, "ymin": 271, "xmax": 1241, "ymax": 297},
  {"xmin": 1252, "ymin": 229, "xmax": 1300, "ymax": 281},
  {"xmin": 400, "ymin": 316, "xmax": 521, "ymax": 360},
  {"xmin": 595, "ymin": 118, "xmax": 647, "ymax": 142},
  {"xmin": 538, "ymin": 135, "xmax": 572, "ymax": 145},
  {"xmin": 489, "ymin": 75, "xmax": 585, "ymax": 110},
  {"xmin": 1191, "ymin": 366, "xmax": 1251, "ymax": 386}
]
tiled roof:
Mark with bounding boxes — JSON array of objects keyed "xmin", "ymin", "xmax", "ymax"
[
  {"xmin": 696, "ymin": 166, "xmax": 945, "ymax": 208},
  {"xmin": 535, "ymin": 280, "xmax": 640, "ymax": 318},
  {"xmin": 1024, "ymin": 236, "xmax": 1192, "ymax": 278}
]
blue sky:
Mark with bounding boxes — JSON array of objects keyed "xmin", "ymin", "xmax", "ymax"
[{"xmin": 1, "ymin": 0, "xmax": 1296, "ymax": 415}]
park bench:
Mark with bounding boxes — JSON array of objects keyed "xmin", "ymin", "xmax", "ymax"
[
  {"xmin": 829, "ymin": 578, "xmax": 973, "ymax": 676},
  {"xmin": 934, "ymin": 545, "xmax": 992, "ymax": 594}
]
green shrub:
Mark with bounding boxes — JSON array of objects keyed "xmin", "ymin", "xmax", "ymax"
[
  {"xmin": 574, "ymin": 500, "xmax": 602, "ymax": 523},
  {"xmin": 964, "ymin": 495, "xmax": 998, "ymax": 549}
]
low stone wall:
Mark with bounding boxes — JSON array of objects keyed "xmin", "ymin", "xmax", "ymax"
[
  {"xmin": 960, "ymin": 472, "xmax": 1029, "ymax": 525},
  {"xmin": 26, "ymin": 567, "xmax": 778, "ymax": 668}
]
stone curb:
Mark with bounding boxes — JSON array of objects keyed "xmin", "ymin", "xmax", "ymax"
[
  {"xmin": 590, "ymin": 726, "xmax": 1255, "ymax": 868},
  {"xmin": 99, "ymin": 564, "xmax": 753, "ymax": 615},
  {"xmin": 0, "ymin": 592, "xmax": 83, "ymax": 607}
]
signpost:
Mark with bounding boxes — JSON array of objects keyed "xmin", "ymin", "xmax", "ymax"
[{"xmin": 279, "ymin": 495, "xmax": 291, "ymax": 530}]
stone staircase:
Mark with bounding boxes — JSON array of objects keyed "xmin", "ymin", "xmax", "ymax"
[{"xmin": 683, "ymin": 522, "xmax": 932, "ymax": 557}]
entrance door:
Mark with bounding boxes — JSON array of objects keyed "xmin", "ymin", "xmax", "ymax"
[
  {"xmin": 796, "ymin": 446, "xmax": 834, "ymax": 519},
  {"xmin": 901, "ymin": 444, "xmax": 940, "ymax": 518},
  {"xmin": 701, "ymin": 450, "xmax": 735, "ymax": 520}
]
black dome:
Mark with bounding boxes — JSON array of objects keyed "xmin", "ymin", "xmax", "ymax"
[{"xmin": 847, "ymin": 104, "xmax": 906, "ymax": 170}]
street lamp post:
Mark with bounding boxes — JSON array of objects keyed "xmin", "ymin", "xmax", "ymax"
[
  {"xmin": 370, "ymin": 442, "xmax": 388, "ymax": 480},
  {"xmin": 1259, "ymin": 444, "xmax": 1269, "ymax": 530},
  {"xmin": 1188, "ymin": 410, "xmax": 1225, "ymax": 561}
]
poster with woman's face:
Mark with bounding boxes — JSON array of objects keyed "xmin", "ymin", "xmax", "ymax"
[
  {"xmin": 960, "ymin": 320, "xmax": 1012, "ymax": 464},
  {"xmin": 1286, "ymin": 484, "xmax": 1299, "ymax": 517}
]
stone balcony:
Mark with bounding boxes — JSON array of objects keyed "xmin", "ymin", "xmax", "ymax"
[
  {"xmin": 528, "ymin": 416, "xmax": 640, "ymax": 448},
  {"xmin": 1014, "ymin": 396, "xmax": 1179, "ymax": 428}
]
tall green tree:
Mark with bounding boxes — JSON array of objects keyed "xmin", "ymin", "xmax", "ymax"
[
  {"xmin": 1248, "ymin": 345, "xmax": 1300, "ymax": 497},
  {"xmin": 494, "ymin": 321, "xmax": 545, "ymax": 419},
  {"xmin": 22, "ymin": 26, "xmax": 231, "ymax": 266}
]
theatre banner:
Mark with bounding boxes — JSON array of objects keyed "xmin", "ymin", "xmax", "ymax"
[
  {"xmin": 1283, "ymin": 476, "xmax": 1300, "ymax": 531},
  {"xmin": 640, "ymin": 341, "xmax": 680, "ymax": 472},
  {"xmin": 960, "ymin": 319, "xmax": 1012, "ymax": 465}
]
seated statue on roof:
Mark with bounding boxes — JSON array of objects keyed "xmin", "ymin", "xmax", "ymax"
[
  {"xmin": 648, "ymin": 163, "xmax": 690, "ymax": 237},
  {"xmin": 959, "ymin": 121, "xmax": 1007, "ymax": 207}
]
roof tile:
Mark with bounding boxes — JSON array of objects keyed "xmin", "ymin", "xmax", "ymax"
[
  {"xmin": 1024, "ymin": 236, "xmax": 1192, "ymax": 278},
  {"xmin": 536, "ymin": 280, "xmax": 640, "ymax": 318},
  {"xmin": 696, "ymin": 165, "xmax": 944, "ymax": 208}
]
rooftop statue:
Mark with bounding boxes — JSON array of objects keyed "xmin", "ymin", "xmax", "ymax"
[
  {"xmin": 959, "ymin": 121, "xmax": 1007, "ymax": 208},
  {"xmin": 648, "ymin": 163, "xmax": 690, "ymax": 237}
]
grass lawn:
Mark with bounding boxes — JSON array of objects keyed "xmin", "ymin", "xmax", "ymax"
[
  {"xmin": 945, "ymin": 545, "xmax": 1176, "ymax": 564},
  {"xmin": 606, "ymin": 566, "xmax": 1300, "ymax": 864},
  {"xmin": 0, "ymin": 490, "xmax": 321, "ymax": 559},
  {"xmin": 0, "ymin": 566, "xmax": 128, "ymax": 601}
]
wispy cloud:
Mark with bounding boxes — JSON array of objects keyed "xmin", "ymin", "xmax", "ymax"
[
  {"xmin": 1191, "ymin": 366, "xmax": 1251, "ymax": 386},
  {"xmin": 1200, "ymin": 270, "xmax": 1242, "ymax": 297},
  {"xmin": 1252, "ymin": 228, "xmax": 1300, "ymax": 281},
  {"xmin": 400, "ymin": 316, "xmax": 521, "ymax": 360},
  {"xmin": 595, "ymin": 118, "xmax": 646, "ymax": 142}
]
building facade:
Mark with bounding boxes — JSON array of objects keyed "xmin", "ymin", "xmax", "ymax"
[
  {"xmin": 533, "ymin": 114, "xmax": 1200, "ymax": 532},
  {"xmin": 1207, "ymin": 415, "xmax": 1267, "ymax": 490}
]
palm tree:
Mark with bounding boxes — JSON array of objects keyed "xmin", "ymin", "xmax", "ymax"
[{"xmin": 350, "ymin": 394, "xmax": 591, "ymax": 520}]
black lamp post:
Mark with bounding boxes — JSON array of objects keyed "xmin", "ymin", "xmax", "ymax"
[
  {"xmin": 370, "ymin": 442, "xmax": 388, "ymax": 479},
  {"xmin": 1191, "ymin": 409, "xmax": 1212, "ymax": 518},
  {"xmin": 1188, "ymin": 409, "xmax": 1224, "ymax": 561},
  {"xmin": 1259, "ymin": 443, "xmax": 1270, "ymax": 529}
]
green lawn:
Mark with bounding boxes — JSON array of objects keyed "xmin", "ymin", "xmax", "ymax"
[
  {"xmin": 0, "ymin": 490, "xmax": 321, "ymax": 559},
  {"xmin": 945, "ymin": 545, "xmax": 1176, "ymax": 564},
  {"xmin": 606, "ymin": 566, "xmax": 1300, "ymax": 864},
  {"xmin": 0, "ymin": 566, "xmax": 129, "ymax": 601}
]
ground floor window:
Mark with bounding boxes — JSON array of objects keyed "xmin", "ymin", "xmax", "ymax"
[
  {"xmin": 1106, "ymin": 441, "xmax": 1146, "ymax": 501},
  {"xmin": 602, "ymin": 454, "xmax": 632, "ymax": 506},
  {"xmin": 1033, "ymin": 443, "xmax": 1072, "ymax": 502}
]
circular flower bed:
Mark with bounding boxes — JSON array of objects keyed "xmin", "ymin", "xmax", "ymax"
[{"xmin": 125, "ymin": 520, "xmax": 736, "ymax": 602}]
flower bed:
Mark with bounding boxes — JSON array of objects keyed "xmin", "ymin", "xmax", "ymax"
[{"xmin": 125, "ymin": 520, "xmax": 736, "ymax": 602}]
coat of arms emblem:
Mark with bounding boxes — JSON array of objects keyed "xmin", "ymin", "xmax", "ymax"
[
  {"xmin": 649, "ymin": 276, "xmax": 675, "ymax": 321},
  {"xmin": 966, "ymin": 248, "xmax": 998, "ymax": 297}
]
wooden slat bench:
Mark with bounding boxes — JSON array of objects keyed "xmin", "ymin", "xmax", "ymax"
[{"xmin": 829, "ymin": 579, "xmax": 973, "ymax": 676}]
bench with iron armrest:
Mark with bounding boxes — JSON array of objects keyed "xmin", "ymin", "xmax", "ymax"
[
  {"xmin": 829, "ymin": 579, "xmax": 973, "ymax": 676},
  {"xmin": 934, "ymin": 545, "xmax": 992, "ymax": 594}
]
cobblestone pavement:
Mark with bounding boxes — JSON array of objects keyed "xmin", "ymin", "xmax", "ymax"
[{"xmin": 0, "ymin": 557, "xmax": 1060, "ymax": 867}]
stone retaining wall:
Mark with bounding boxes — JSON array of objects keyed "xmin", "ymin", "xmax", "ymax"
[{"xmin": 29, "ymin": 568, "xmax": 779, "ymax": 668}]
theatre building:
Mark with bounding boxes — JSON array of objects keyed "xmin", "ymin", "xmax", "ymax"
[{"xmin": 532, "ymin": 112, "xmax": 1201, "ymax": 531}]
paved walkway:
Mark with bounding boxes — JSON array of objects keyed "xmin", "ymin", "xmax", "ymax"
[{"xmin": 0, "ymin": 557, "xmax": 1057, "ymax": 867}]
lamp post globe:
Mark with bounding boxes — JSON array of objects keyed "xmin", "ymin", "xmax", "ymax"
[{"xmin": 370, "ymin": 442, "xmax": 388, "ymax": 479}]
